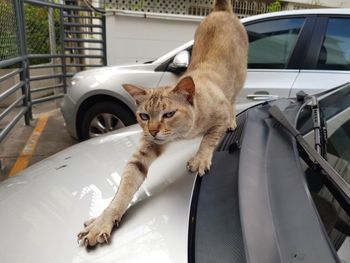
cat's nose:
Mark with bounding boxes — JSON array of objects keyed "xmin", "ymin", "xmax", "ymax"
[{"xmin": 149, "ymin": 129, "xmax": 159, "ymax": 137}]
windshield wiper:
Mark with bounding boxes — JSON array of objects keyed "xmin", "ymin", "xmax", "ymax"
[
  {"xmin": 310, "ymin": 96, "xmax": 328, "ymax": 159},
  {"xmin": 268, "ymin": 105, "xmax": 350, "ymax": 217}
]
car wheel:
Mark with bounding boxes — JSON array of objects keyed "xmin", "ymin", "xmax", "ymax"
[{"xmin": 80, "ymin": 101, "xmax": 136, "ymax": 141}]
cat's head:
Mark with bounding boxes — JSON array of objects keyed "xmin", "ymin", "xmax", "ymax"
[{"xmin": 122, "ymin": 76, "xmax": 195, "ymax": 144}]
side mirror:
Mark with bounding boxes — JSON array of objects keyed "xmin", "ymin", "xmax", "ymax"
[{"xmin": 168, "ymin": 50, "xmax": 190, "ymax": 73}]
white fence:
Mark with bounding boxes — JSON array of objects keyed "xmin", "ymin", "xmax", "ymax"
[{"xmin": 105, "ymin": 0, "xmax": 284, "ymax": 18}]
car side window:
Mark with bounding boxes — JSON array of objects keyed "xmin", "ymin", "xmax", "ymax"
[
  {"xmin": 246, "ymin": 18, "xmax": 305, "ymax": 69},
  {"xmin": 316, "ymin": 18, "xmax": 350, "ymax": 70}
]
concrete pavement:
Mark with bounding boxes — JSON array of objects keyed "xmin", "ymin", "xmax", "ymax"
[{"xmin": 0, "ymin": 100, "xmax": 77, "ymax": 181}]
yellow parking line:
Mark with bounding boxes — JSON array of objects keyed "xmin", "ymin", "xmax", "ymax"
[{"xmin": 8, "ymin": 114, "xmax": 50, "ymax": 177}]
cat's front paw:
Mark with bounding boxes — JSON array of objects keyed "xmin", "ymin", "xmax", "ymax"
[
  {"xmin": 187, "ymin": 155, "xmax": 212, "ymax": 176},
  {"xmin": 77, "ymin": 211, "xmax": 119, "ymax": 247},
  {"xmin": 227, "ymin": 118, "xmax": 237, "ymax": 131}
]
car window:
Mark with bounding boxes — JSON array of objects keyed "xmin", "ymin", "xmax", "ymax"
[
  {"xmin": 316, "ymin": 18, "xmax": 350, "ymax": 70},
  {"xmin": 246, "ymin": 18, "xmax": 305, "ymax": 69}
]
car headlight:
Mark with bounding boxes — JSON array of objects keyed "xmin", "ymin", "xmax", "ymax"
[{"xmin": 69, "ymin": 75, "xmax": 84, "ymax": 87}]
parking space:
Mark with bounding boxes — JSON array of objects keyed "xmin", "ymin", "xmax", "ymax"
[{"xmin": 0, "ymin": 100, "xmax": 77, "ymax": 181}]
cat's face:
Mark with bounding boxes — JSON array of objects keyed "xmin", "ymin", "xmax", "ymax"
[{"xmin": 123, "ymin": 77, "xmax": 195, "ymax": 144}]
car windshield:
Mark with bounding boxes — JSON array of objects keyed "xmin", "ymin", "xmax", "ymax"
[{"xmin": 297, "ymin": 84, "xmax": 350, "ymax": 252}]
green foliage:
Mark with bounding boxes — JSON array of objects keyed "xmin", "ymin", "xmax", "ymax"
[
  {"xmin": 24, "ymin": 4, "xmax": 61, "ymax": 64},
  {"xmin": 131, "ymin": 0, "xmax": 145, "ymax": 11},
  {"xmin": 25, "ymin": 4, "xmax": 50, "ymax": 56},
  {"xmin": 310, "ymin": 0, "xmax": 322, "ymax": 7},
  {"xmin": 0, "ymin": 1, "xmax": 61, "ymax": 65},
  {"xmin": 267, "ymin": 0, "xmax": 281, "ymax": 13},
  {"xmin": 0, "ymin": 0, "xmax": 19, "ymax": 61}
]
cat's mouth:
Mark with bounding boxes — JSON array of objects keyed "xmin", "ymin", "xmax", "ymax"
[{"xmin": 152, "ymin": 137, "xmax": 168, "ymax": 144}]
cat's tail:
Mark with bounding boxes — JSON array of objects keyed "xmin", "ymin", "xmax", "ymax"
[{"xmin": 214, "ymin": 0, "xmax": 232, "ymax": 12}]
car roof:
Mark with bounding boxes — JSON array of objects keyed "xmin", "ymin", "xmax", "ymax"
[{"xmin": 241, "ymin": 8, "xmax": 350, "ymax": 23}]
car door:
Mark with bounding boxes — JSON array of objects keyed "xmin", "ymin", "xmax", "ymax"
[
  {"xmin": 291, "ymin": 16, "xmax": 350, "ymax": 97},
  {"xmin": 240, "ymin": 17, "xmax": 308, "ymax": 104}
]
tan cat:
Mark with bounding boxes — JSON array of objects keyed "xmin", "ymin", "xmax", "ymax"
[{"xmin": 78, "ymin": 0, "xmax": 248, "ymax": 247}]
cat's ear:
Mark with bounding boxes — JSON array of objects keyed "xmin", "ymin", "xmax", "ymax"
[
  {"xmin": 122, "ymin": 84, "xmax": 147, "ymax": 105},
  {"xmin": 173, "ymin": 76, "xmax": 195, "ymax": 105}
]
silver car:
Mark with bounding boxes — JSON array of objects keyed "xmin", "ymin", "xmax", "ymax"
[
  {"xmin": 61, "ymin": 8, "xmax": 350, "ymax": 140},
  {"xmin": 1, "ymin": 83, "xmax": 350, "ymax": 263}
]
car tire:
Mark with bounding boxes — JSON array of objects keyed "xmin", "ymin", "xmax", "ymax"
[{"xmin": 80, "ymin": 101, "xmax": 136, "ymax": 141}]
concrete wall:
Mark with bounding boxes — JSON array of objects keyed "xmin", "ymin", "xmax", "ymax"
[{"xmin": 106, "ymin": 11, "xmax": 202, "ymax": 66}]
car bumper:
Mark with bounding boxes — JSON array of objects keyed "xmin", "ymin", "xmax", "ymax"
[{"xmin": 61, "ymin": 94, "xmax": 78, "ymax": 139}]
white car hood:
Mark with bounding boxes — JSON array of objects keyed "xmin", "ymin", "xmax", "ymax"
[
  {"xmin": 72, "ymin": 63, "xmax": 159, "ymax": 79},
  {"xmin": 0, "ymin": 125, "xmax": 201, "ymax": 263}
]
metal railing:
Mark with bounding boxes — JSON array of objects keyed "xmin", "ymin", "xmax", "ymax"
[
  {"xmin": 0, "ymin": 0, "xmax": 31, "ymax": 142},
  {"xmin": 0, "ymin": 0, "xmax": 106, "ymax": 143}
]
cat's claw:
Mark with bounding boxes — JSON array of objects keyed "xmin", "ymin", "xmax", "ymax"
[
  {"xmin": 187, "ymin": 155, "xmax": 211, "ymax": 176},
  {"xmin": 84, "ymin": 237, "xmax": 89, "ymax": 247},
  {"xmin": 77, "ymin": 212, "xmax": 118, "ymax": 247},
  {"xmin": 102, "ymin": 233, "xmax": 109, "ymax": 244}
]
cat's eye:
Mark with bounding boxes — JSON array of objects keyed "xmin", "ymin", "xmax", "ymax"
[
  {"xmin": 139, "ymin": 113, "xmax": 149, "ymax": 121},
  {"xmin": 163, "ymin": 110, "xmax": 177, "ymax": 119}
]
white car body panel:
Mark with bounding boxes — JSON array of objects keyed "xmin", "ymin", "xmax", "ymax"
[
  {"xmin": 0, "ymin": 125, "xmax": 202, "ymax": 263},
  {"xmin": 70, "ymin": 63, "xmax": 166, "ymax": 109},
  {"xmin": 159, "ymin": 69, "xmax": 299, "ymax": 104},
  {"xmin": 240, "ymin": 69, "xmax": 299, "ymax": 103},
  {"xmin": 291, "ymin": 70, "xmax": 350, "ymax": 97},
  {"xmin": 157, "ymin": 71, "xmax": 180, "ymax": 88},
  {"xmin": 240, "ymin": 8, "xmax": 350, "ymax": 23}
]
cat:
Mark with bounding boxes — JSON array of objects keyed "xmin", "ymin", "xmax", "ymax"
[{"xmin": 77, "ymin": 0, "xmax": 248, "ymax": 247}]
